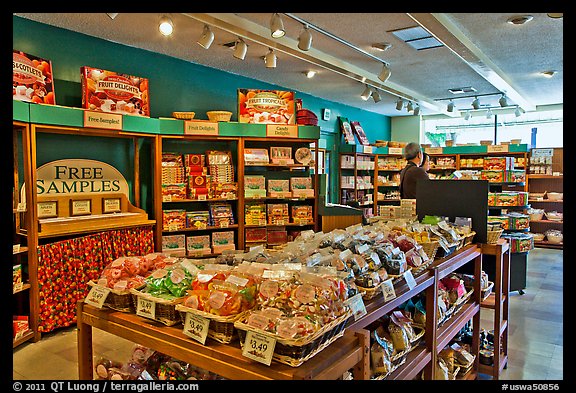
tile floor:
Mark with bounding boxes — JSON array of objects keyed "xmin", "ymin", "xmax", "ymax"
[{"xmin": 13, "ymin": 248, "xmax": 563, "ymax": 380}]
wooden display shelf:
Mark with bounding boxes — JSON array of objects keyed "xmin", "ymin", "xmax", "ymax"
[
  {"xmin": 13, "ymin": 330, "xmax": 35, "ymax": 348},
  {"xmin": 163, "ymin": 197, "xmax": 238, "ymax": 203},
  {"xmin": 436, "ymin": 302, "xmax": 480, "ymax": 350},
  {"xmin": 527, "ymin": 174, "xmax": 563, "ymax": 179},
  {"xmin": 13, "ymin": 283, "xmax": 32, "ymax": 294},
  {"xmin": 386, "ymin": 346, "xmax": 431, "ymax": 380},
  {"xmin": 528, "ymin": 199, "xmax": 563, "ymax": 203},
  {"xmin": 13, "ymin": 246, "xmax": 29, "ymax": 255},
  {"xmin": 534, "ymin": 240, "xmax": 563, "ymax": 249},
  {"xmin": 481, "ymin": 293, "xmax": 507, "ymax": 309},
  {"xmin": 77, "ymin": 302, "xmax": 366, "ymax": 380},
  {"xmin": 478, "ymin": 353, "xmax": 508, "ymax": 376},
  {"xmin": 530, "ymin": 219, "xmax": 563, "ymax": 224},
  {"xmin": 245, "ymin": 196, "xmax": 315, "ymax": 201},
  {"xmin": 163, "ymin": 224, "xmax": 239, "ymax": 233}
]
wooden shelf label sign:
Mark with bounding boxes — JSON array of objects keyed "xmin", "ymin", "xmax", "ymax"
[
  {"xmin": 83, "ymin": 110, "xmax": 123, "ymax": 130},
  {"xmin": 242, "ymin": 330, "xmax": 276, "ymax": 366},
  {"xmin": 404, "ymin": 269, "xmax": 417, "ymax": 290},
  {"xmin": 487, "ymin": 145, "xmax": 509, "ymax": 153},
  {"xmin": 184, "ymin": 121, "xmax": 219, "ymax": 136},
  {"xmin": 266, "ymin": 124, "xmax": 298, "ymax": 138},
  {"xmin": 426, "ymin": 147, "xmax": 443, "ymax": 155},
  {"xmin": 85, "ymin": 285, "xmax": 111, "ymax": 309},
  {"xmin": 183, "ymin": 312, "xmax": 210, "ymax": 344},
  {"xmin": 389, "ymin": 147, "xmax": 403, "ymax": 155},
  {"xmin": 136, "ymin": 296, "xmax": 156, "ymax": 320},
  {"xmin": 363, "ymin": 145, "xmax": 373, "ymax": 154}
]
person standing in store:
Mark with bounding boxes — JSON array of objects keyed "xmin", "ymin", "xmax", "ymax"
[
  {"xmin": 420, "ymin": 152, "xmax": 431, "ymax": 172},
  {"xmin": 399, "ymin": 142, "xmax": 430, "ymax": 199}
]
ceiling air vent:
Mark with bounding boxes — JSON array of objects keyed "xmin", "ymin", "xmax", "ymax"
[
  {"xmin": 390, "ymin": 26, "xmax": 443, "ymax": 51},
  {"xmin": 448, "ymin": 86, "xmax": 477, "ymax": 94}
]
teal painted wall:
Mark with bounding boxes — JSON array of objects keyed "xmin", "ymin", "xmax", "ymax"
[{"xmin": 13, "ymin": 15, "xmax": 391, "ymax": 204}]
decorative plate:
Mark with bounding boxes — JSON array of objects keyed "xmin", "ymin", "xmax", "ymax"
[{"xmin": 295, "ymin": 147, "xmax": 312, "ymax": 165}]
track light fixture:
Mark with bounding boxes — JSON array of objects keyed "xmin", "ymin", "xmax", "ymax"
[
  {"xmin": 159, "ymin": 16, "xmax": 174, "ymax": 36},
  {"xmin": 378, "ymin": 62, "xmax": 391, "ymax": 82},
  {"xmin": 305, "ymin": 70, "xmax": 317, "ymax": 78},
  {"xmin": 413, "ymin": 106, "xmax": 420, "ymax": 116},
  {"xmin": 472, "ymin": 97, "xmax": 480, "ymax": 110},
  {"xmin": 447, "ymin": 100, "xmax": 455, "ymax": 112},
  {"xmin": 372, "ymin": 89, "xmax": 381, "ymax": 103},
  {"xmin": 233, "ymin": 38, "xmax": 248, "ymax": 60},
  {"xmin": 298, "ymin": 25, "xmax": 313, "ymax": 51},
  {"xmin": 464, "ymin": 110, "xmax": 471, "ymax": 120},
  {"xmin": 395, "ymin": 98, "xmax": 404, "ymax": 111},
  {"xmin": 486, "ymin": 108, "xmax": 493, "ymax": 119},
  {"xmin": 515, "ymin": 106, "xmax": 522, "ymax": 117},
  {"xmin": 360, "ymin": 85, "xmax": 372, "ymax": 101},
  {"xmin": 106, "ymin": 13, "xmax": 119, "ymax": 20},
  {"xmin": 197, "ymin": 25, "xmax": 214, "ymax": 49},
  {"xmin": 270, "ymin": 13, "xmax": 286, "ymax": 38},
  {"xmin": 407, "ymin": 101, "xmax": 414, "ymax": 112},
  {"xmin": 499, "ymin": 94, "xmax": 508, "ymax": 107},
  {"xmin": 265, "ymin": 48, "xmax": 277, "ymax": 68}
]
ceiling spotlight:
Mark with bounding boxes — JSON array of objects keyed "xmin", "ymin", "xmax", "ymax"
[
  {"xmin": 407, "ymin": 101, "xmax": 414, "ymax": 112},
  {"xmin": 305, "ymin": 70, "xmax": 317, "ymax": 78},
  {"xmin": 499, "ymin": 94, "xmax": 508, "ymax": 107},
  {"xmin": 270, "ymin": 13, "xmax": 286, "ymax": 38},
  {"xmin": 395, "ymin": 98, "xmax": 404, "ymax": 111},
  {"xmin": 265, "ymin": 49, "xmax": 277, "ymax": 68},
  {"xmin": 372, "ymin": 90, "xmax": 381, "ymax": 103},
  {"xmin": 447, "ymin": 100, "xmax": 455, "ymax": 112},
  {"xmin": 361, "ymin": 77, "xmax": 366, "ymax": 83},
  {"xmin": 547, "ymin": 13, "xmax": 563, "ymax": 19},
  {"xmin": 106, "ymin": 13, "xmax": 119, "ymax": 20},
  {"xmin": 378, "ymin": 62, "xmax": 391, "ymax": 82},
  {"xmin": 159, "ymin": 16, "xmax": 174, "ymax": 36},
  {"xmin": 486, "ymin": 108, "xmax": 493, "ymax": 119},
  {"xmin": 298, "ymin": 26, "xmax": 313, "ymax": 51},
  {"xmin": 472, "ymin": 97, "xmax": 480, "ymax": 110},
  {"xmin": 360, "ymin": 85, "xmax": 372, "ymax": 101},
  {"xmin": 233, "ymin": 38, "xmax": 248, "ymax": 60},
  {"xmin": 413, "ymin": 106, "xmax": 421, "ymax": 116},
  {"xmin": 371, "ymin": 43, "xmax": 392, "ymax": 51},
  {"xmin": 540, "ymin": 70, "xmax": 557, "ymax": 78},
  {"xmin": 507, "ymin": 15, "xmax": 534, "ymax": 25},
  {"xmin": 464, "ymin": 110, "xmax": 472, "ymax": 120},
  {"xmin": 197, "ymin": 25, "xmax": 214, "ymax": 49},
  {"xmin": 515, "ymin": 106, "xmax": 522, "ymax": 117}
]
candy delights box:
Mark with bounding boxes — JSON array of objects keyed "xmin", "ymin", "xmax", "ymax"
[
  {"xmin": 13, "ymin": 50, "xmax": 56, "ymax": 105},
  {"xmin": 81, "ymin": 66, "xmax": 150, "ymax": 117}
]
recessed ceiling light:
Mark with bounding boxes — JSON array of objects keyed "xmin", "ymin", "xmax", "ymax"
[
  {"xmin": 507, "ymin": 15, "xmax": 534, "ymax": 25},
  {"xmin": 547, "ymin": 13, "xmax": 563, "ymax": 19},
  {"xmin": 448, "ymin": 86, "xmax": 477, "ymax": 94},
  {"xmin": 540, "ymin": 70, "xmax": 557, "ymax": 78},
  {"xmin": 371, "ymin": 43, "xmax": 392, "ymax": 51}
]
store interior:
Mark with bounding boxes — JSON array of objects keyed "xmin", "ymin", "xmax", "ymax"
[{"xmin": 12, "ymin": 13, "xmax": 563, "ymax": 382}]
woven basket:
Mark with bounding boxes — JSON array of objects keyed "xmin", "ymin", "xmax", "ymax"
[
  {"xmin": 420, "ymin": 240, "xmax": 440, "ymax": 261},
  {"xmin": 481, "ymin": 281, "xmax": 494, "ymax": 301},
  {"xmin": 463, "ymin": 231, "xmax": 476, "ymax": 246},
  {"xmin": 130, "ymin": 288, "xmax": 184, "ymax": 326},
  {"xmin": 487, "ymin": 229, "xmax": 504, "ymax": 244},
  {"xmin": 175, "ymin": 305, "xmax": 250, "ymax": 344},
  {"xmin": 411, "ymin": 260, "xmax": 433, "ymax": 277},
  {"xmin": 235, "ymin": 311, "xmax": 352, "ymax": 367},
  {"xmin": 357, "ymin": 282, "xmax": 384, "ymax": 300},
  {"xmin": 172, "ymin": 111, "xmax": 195, "ymax": 120},
  {"xmin": 87, "ymin": 280, "xmax": 143, "ymax": 313},
  {"xmin": 206, "ymin": 111, "xmax": 232, "ymax": 122}
]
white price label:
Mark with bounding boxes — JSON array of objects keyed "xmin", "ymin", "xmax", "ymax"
[
  {"xmin": 345, "ymin": 293, "xmax": 367, "ymax": 321},
  {"xmin": 183, "ymin": 312, "xmax": 210, "ymax": 344},
  {"xmin": 404, "ymin": 270, "xmax": 417, "ymax": 290},
  {"xmin": 389, "ymin": 147, "xmax": 403, "ymax": 155},
  {"xmin": 136, "ymin": 297, "xmax": 156, "ymax": 320},
  {"xmin": 17, "ymin": 202, "xmax": 26, "ymax": 212},
  {"xmin": 13, "ymin": 282, "xmax": 23, "ymax": 294},
  {"xmin": 381, "ymin": 279, "xmax": 396, "ymax": 301},
  {"xmin": 220, "ymin": 221, "xmax": 229, "ymax": 228},
  {"xmin": 487, "ymin": 144, "xmax": 509, "ymax": 153},
  {"xmin": 163, "ymin": 195, "xmax": 172, "ymax": 202},
  {"xmin": 85, "ymin": 285, "xmax": 111, "ymax": 309},
  {"xmin": 356, "ymin": 244, "xmax": 370, "ymax": 254},
  {"xmin": 363, "ymin": 145, "xmax": 373, "ymax": 154},
  {"xmin": 242, "ymin": 331, "xmax": 276, "ymax": 366},
  {"xmin": 168, "ymin": 224, "xmax": 179, "ymax": 232},
  {"xmin": 198, "ymin": 194, "xmax": 207, "ymax": 201}
]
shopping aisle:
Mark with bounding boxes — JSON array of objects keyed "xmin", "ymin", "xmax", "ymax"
[{"xmin": 12, "ymin": 248, "xmax": 563, "ymax": 380}]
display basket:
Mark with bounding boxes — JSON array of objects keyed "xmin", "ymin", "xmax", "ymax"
[
  {"xmin": 411, "ymin": 260, "xmax": 433, "ymax": 277},
  {"xmin": 235, "ymin": 310, "xmax": 352, "ymax": 367},
  {"xmin": 481, "ymin": 281, "xmax": 494, "ymax": 302},
  {"xmin": 435, "ymin": 241, "xmax": 461, "ymax": 258},
  {"xmin": 175, "ymin": 305, "xmax": 251, "ymax": 344},
  {"xmin": 487, "ymin": 229, "xmax": 504, "ymax": 244},
  {"xmin": 172, "ymin": 111, "xmax": 195, "ymax": 120},
  {"xmin": 206, "ymin": 111, "xmax": 232, "ymax": 122},
  {"xmin": 463, "ymin": 231, "xmax": 476, "ymax": 246},
  {"xmin": 356, "ymin": 282, "xmax": 384, "ymax": 300},
  {"xmin": 130, "ymin": 288, "xmax": 185, "ymax": 326},
  {"xmin": 371, "ymin": 325, "xmax": 425, "ymax": 380},
  {"xmin": 438, "ymin": 289, "xmax": 474, "ymax": 326},
  {"xmin": 420, "ymin": 240, "xmax": 440, "ymax": 261},
  {"xmin": 87, "ymin": 280, "xmax": 144, "ymax": 313},
  {"xmin": 388, "ymin": 266, "xmax": 412, "ymax": 285}
]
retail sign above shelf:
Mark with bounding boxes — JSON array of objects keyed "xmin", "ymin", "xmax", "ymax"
[
  {"xmin": 83, "ymin": 110, "xmax": 122, "ymax": 130},
  {"xmin": 425, "ymin": 144, "xmax": 529, "ymax": 154},
  {"xmin": 184, "ymin": 121, "xmax": 219, "ymax": 136},
  {"xmin": 339, "ymin": 144, "xmax": 404, "ymax": 155}
]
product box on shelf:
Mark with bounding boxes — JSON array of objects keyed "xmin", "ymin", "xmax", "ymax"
[
  {"xmin": 507, "ymin": 213, "xmax": 530, "ymax": 230},
  {"xmin": 81, "ymin": 66, "xmax": 150, "ymax": 117},
  {"xmin": 186, "ymin": 235, "xmax": 212, "ymax": 256},
  {"xmin": 13, "ymin": 264, "xmax": 23, "ymax": 292},
  {"xmin": 267, "ymin": 230, "xmax": 288, "ymax": 245},
  {"xmin": 244, "ymin": 176, "xmax": 267, "ymax": 198},
  {"xmin": 186, "ymin": 211, "xmax": 210, "ymax": 229},
  {"xmin": 209, "ymin": 203, "xmax": 235, "ymax": 227},
  {"xmin": 495, "ymin": 192, "xmax": 518, "ymax": 207},
  {"xmin": 350, "ymin": 121, "xmax": 370, "ymax": 146},
  {"xmin": 481, "ymin": 170, "xmax": 505, "ymax": 183},
  {"xmin": 245, "ymin": 227, "xmax": 267, "ymax": 243},
  {"xmin": 13, "ymin": 316, "xmax": 30, "ymax": 339},
  {"xmin": 238, "ymin": 89, "xmax": 295, "ymax": 124},
  {"xmin": 163, "ymin": 209, "xmax": 187, "ymax": 231},
  {"xmin": 211, "ymin": 231, "xmax": 236, "ymax": 254},
  {"xmin": 483, "ymin": 157, "xmax": 514, "ymax": 170},
  {"xmin": 162, "ymin": 234, "xmax": 186, "ymax": 255},
  {"xmin": 507, "ymin": 169, "xmax": 526, "ymax": 183},
  {"xmin": 290, "ymin": 177, "xmax": 314, "ymax": 198},
  {"xmin": 267, "ymin": 179, "xmax": 291, "ymax": 198},
  {"xmin": 13, "ymin": 50, "xmax": 56, "ymax": 105},
  {"xmin": 291, "ymin": 205, "xmax": 313, "ymax": 224},
  {"xmin": 488, "ymin": 216, "xmax": 509, "ymax": 230},
  {"xmin": 213, "ymin": 182, "xmax": 238, "ymax": 199},
  {"xmin": 162, "ymin": 184, "xmax": 187, "ymax": 201},
  {"xmin": 244, "ymin": 149, "xmax": 270, "ymax": 165},
  {"xmin": 267, "ymin": 203, "xmax": 289, "ymax": 225},
  {"xmin": 245, "ymin": 203, "xmax": 267, "ymax": 226}
]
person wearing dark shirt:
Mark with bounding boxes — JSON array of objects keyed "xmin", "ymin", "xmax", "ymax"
[{"xmin": 400, "ymin": 142, "xmax": 429, "ymax": 199}]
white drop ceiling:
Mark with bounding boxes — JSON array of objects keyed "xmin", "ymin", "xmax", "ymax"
[{"xmin": 14, "ymin": 12, "xmax": 563, "ymax": 118}]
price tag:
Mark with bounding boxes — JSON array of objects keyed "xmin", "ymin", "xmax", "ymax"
[
  {"xmin": 168, "ymin": 224, "xmax": 179, "ymax": 232},
  {"xmin": 198, "ymin": 194, "xmax": 207, "ymax": 201},
  {"xmin": 136, "ymin": 297, "xmax": 156, "ymax": 320},
  {"xmin": 389, "ymin": 147, "xmax": 403, "ymax": 155},
  {"xmin": 345, "ymin": 293, "xmax": 367, "ymax": 321},
  {"xmin": 242, "ymin": 331, "xmax": 276, "ymax": 366},
  {"xmin": 381, "ymin": 279, "xmax": 396, "ymax": 301},
  {"xmin": 356, "ymin": 244, "xmax": 370, "ymax": 254},
  {"xmin": 85, "ymin": 285, "xmax": 111, "ymax": 309},
  {"xmin": 162, "ymin": 195, "xmax": 172, "ymax": 202},
  {"xmin": 13, "ymin": 282, "xmax": 23, "ymax": 293},
  {"xmin": 183, "ymin": 312, "xmax": 210, "ymax": 344},
  {"xmin": 276, "ymin": 220, "xmax": 285, "ymax": 226},
  {"xmin": 404, "ymin": 270, "xmax": 417, "ymax": 290},
  {"xmin": 363, "ymin": 145, "xmax": 373, "ymax": 154},
  {"xmin": 220, "ymin": 221, "xmax": 229, "ymax": 228},
  {"xmin": 17, "ymin": 202, "xmax": 26, "ymax": 212}
]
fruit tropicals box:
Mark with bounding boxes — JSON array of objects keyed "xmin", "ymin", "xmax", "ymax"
[
  {"xmin": 13, "ymin": 50, "xmax": 56, "ymax": 105},
  {"xmin": 81, "ymin": 66, "xmax": 150, "ymax": 117},
  {"xmin": 238, "ymin": 89, "xmax": 295, "ymax": 124}
]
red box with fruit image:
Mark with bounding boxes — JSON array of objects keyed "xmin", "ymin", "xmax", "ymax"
[
  {"xmin": 81, "ymin": 66, "xmax": 150, "ymax": 117},
  {"xmin": 13, "ymin": 50, "xmax": 56, "ymax": 105}
]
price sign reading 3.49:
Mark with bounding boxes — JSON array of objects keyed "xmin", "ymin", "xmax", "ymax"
[
  {"xmin": 84, "ymin": 285, "xmax": 111, "ymax": 309},
  {"xmin": 183, "ymin": 313, "xmax": 210, "ymax": 344},
  {"xmin": 242, "ymin": 331, "xmax": 276, "ymax": 366},
  {"xmin": 136, "ymin": 297, "xmax": 156, "ymax": 320}
]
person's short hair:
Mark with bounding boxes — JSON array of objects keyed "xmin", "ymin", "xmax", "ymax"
[{"xmin": 404, "ymin": 142, "xmax": 422, "ymax": 160}]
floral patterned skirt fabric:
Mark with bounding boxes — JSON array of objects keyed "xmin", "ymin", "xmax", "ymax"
[{"xmin": 37, "ymin": 226, "xmax": 154, "ymax": 333}]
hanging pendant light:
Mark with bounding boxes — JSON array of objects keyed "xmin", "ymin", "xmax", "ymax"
[
  {"xmin": 360, "ymin": 85, "xmax": 372, "ymax": 101},
  {"xmin": 233, "ymin": 38, "xmax": 248, "ymax": 60},
  {"xmin": 413, "ymin": 106, "xmax": 421, "ymax": 116},
  {"xmin": 407, "ymin": 101, "xmax": 414, "ymax": 112},
  {"xmin": 270, "ymin": 13, "xmax": 286, "ymax": 38},
  {"xmin": 395, "ymin": 98, "xmax": 404, "ymax": 111},
  {"xmin": 298, "ymin": 25, "xmax": 313, "ymax": 51},
  {"xmin": 265, "ymin": 48, "xmax": 277, "ymax": 68},
  {"xmin": 372, "ymin": 89, "xmax": 381, "ymax": 103}
]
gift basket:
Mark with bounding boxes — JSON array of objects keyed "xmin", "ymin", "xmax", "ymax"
[
  {"xmin": 176, "ymin": 266, "xmax": 259, "ymax": 344},
  {"xmin": 234, "ymin": 270, "xmax": 352, "ymax": 367}
]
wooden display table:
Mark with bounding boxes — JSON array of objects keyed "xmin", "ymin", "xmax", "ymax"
[{"xmin": 76, "ymin": 301, "xmax": 369, "ymax": 380}]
